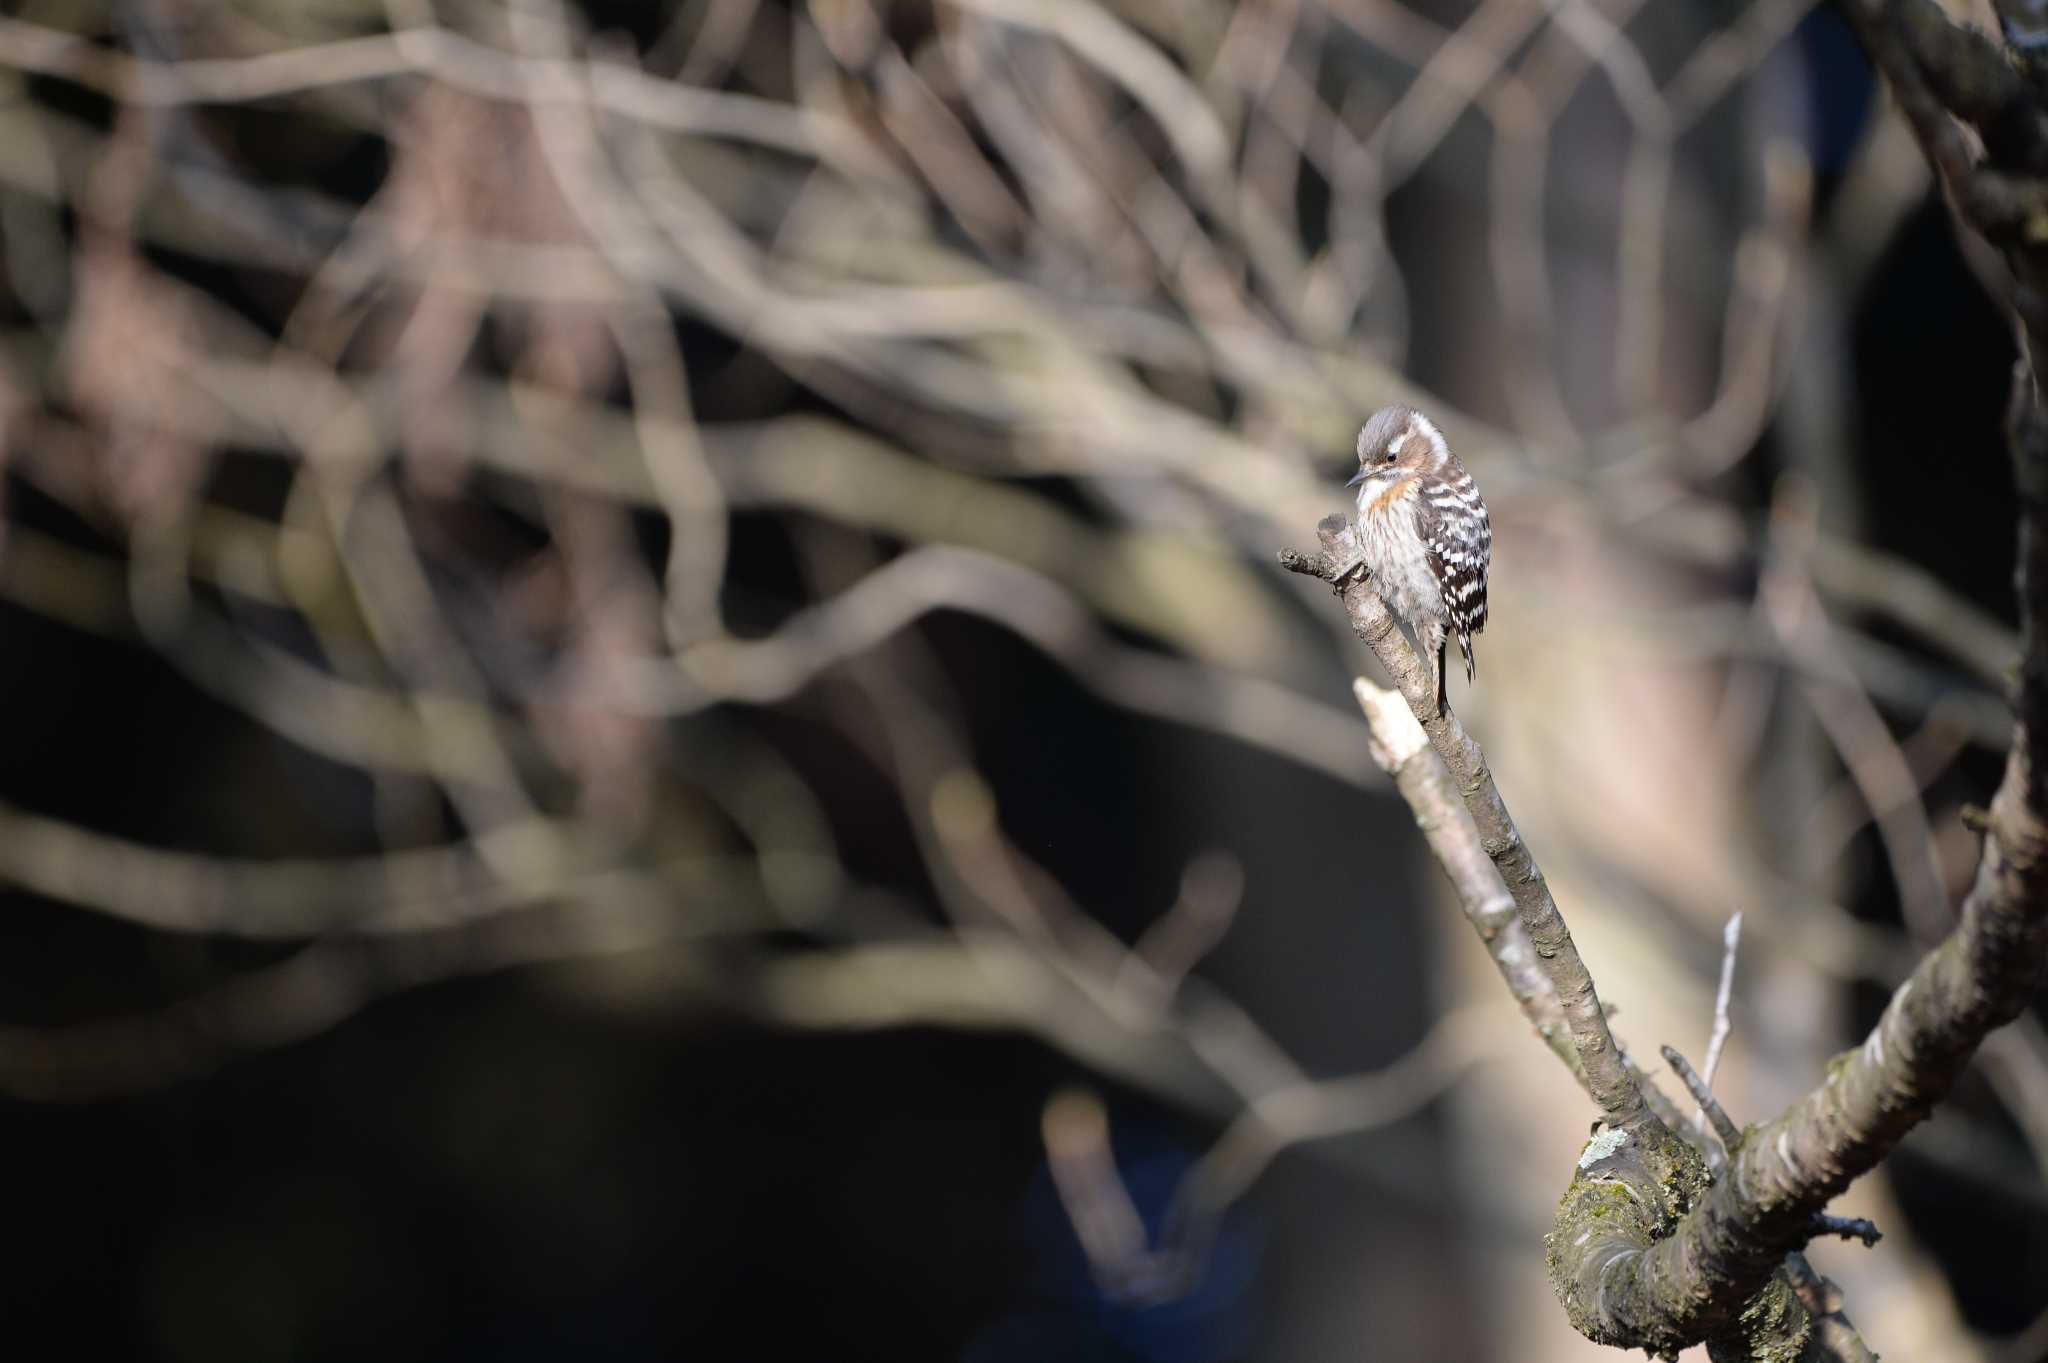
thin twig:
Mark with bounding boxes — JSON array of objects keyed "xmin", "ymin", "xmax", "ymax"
[
  {"xmin": 1811, "ymin": 1214, "xmax": 1884, "ymax": 1248},
  {"xmin": 1663, "ymin": 1044, "xmax": 1743, "ymax": 1150},
  {"xmin": 1782, "ymin": 1255, "xmax": 1883, "ymax": 1363},
  {"xmin": 1696, "ymin": 911, "xmax": 1744, "ymax": 1137}
]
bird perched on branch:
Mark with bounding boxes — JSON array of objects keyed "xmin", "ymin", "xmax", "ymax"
[{"xmin": 1346, "ymin": 405, "xmax": 1491, "ymax": 714}]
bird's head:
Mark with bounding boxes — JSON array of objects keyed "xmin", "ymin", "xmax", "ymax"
[{"xmin": 1348, "ymin": 405, "xmax": 1449, "ymax": 492}]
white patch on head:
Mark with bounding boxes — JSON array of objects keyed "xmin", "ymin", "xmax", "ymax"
[
  {"xmin": 1409, "ymin": 411, "xmax": 1450, "ymax": 462},
  {"xmin": 1387, "ymin": 431, "xmax": 1408, "ymax": 456}
]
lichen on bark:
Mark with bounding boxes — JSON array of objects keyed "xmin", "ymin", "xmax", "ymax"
[
  {"xmin": 1707, "ymin": 1277, "xmax": 1814, "ymax": 1363},
  {"xmin": 1546, "ymin": 1122, "xmax": 1712, "ymax": 1359}
]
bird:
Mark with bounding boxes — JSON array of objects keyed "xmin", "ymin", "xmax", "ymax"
[{"xmin": 1345, "ymin": 405, "xmax": 1491, "ymax": 715}]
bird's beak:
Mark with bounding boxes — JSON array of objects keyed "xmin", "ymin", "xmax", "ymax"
[{"xmin": 1345, "ymin": 467, "xmax": 1367, "ymax": 488}]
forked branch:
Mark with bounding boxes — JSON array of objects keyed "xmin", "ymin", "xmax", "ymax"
[
  {"xmin": 1285, "ymin": 348, "xmax": 2048, "ymax": 1359},
  {"xmin": 1281, "ymin": 517, "xmax": 1655, "ymax": 1135}
]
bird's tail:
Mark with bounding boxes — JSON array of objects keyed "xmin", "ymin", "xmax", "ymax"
[{"xmin": 1459, "ymin": 629, "xmax": 1477, "ymax": 684}]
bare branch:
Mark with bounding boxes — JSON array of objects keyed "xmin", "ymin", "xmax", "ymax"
[
  {"xmin": 1352, "ymin": 677, "xmax": 1575, "ymax": 1074},
  {"xmin": 1810, "ymin": 1215, "xmax": 1883, "ymax": 1248},
  {"xmin": 1283, "ymin": 518, "xmax": 1654, "ymax": 1134},
  {"xmin": 1662, "ymin": 1044, "xmax": 1743, "ymax": 1151},
  {"xmin": 1782, "ymin": 1256, "xmax": 1882, "ymax": 1363},
  {"xmin": 1699, "ymin": 912, "xmax": 1745, "ymax": 1138}
]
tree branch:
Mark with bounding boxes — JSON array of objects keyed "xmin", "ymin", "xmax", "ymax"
[
  {"xmin": 1540, "ymin": 415, "xmax": 2048, "ymax": 1348},
  {"xmin": 1662, "ymin": 1043, "xmax": 1742, "ymax": 1150},
  {"xmin": 1538, "ymin": 1, "xmax": 2048, "ymax": 1353},
  {"xmin": 1282, "ymin": 517, "xmax": 1655, "ymax": 1133},
  {"xmin": 1351, "ymin": 678, "xmax": 1577, "ymax": 1076},
  {"xmin": 1289, "ymin": 338, "xmax": 2048, "ymax": 1355}
]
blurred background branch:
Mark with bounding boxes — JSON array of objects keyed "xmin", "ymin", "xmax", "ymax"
[{"xmin": 0, "ymin": 0, "xmax": 2040, "ymax": 1359}]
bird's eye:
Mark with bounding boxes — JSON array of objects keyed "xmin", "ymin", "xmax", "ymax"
[{"xmin": 1383, "ymin": 448, "xmax": 1397, "ymax": 462}]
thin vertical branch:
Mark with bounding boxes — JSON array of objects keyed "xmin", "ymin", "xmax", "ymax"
[{"xmin": 1697, "ymin": 911, "xmax": 1743, "ymax": 1138}]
